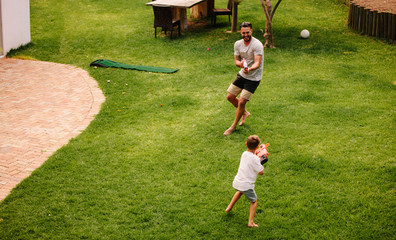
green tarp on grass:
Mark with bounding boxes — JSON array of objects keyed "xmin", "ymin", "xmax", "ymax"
[{"xmin": 90, "ymin": 59, "xmax": 179, "ymax": 73}]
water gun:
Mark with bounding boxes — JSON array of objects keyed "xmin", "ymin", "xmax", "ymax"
[
  {"xmin": 241, "ymin": 58, "xmax": 248, "ymax": 71},
  {"xmin": 255, "ymin": 143, "xmax": 269, "ymax": 165}
]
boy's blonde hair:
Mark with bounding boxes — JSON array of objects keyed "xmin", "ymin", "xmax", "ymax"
[{"xmin": 246, "ymin": 135, "xmax": 260, "ymax": 150}]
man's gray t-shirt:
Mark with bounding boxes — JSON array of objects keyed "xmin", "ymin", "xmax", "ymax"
[{"xmin": 234, "ymin": 37, "xmax": 264, "ymax": 81}]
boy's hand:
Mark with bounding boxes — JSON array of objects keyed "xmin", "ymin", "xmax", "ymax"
[{"xmin": 255, "ymin": 143, "xmax": 269, "ymax": 165}]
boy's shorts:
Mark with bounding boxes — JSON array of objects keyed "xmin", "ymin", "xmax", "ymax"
[
  {"xmin": 240, "ymin": 189, "xmax": 257, "ymax": 203},
  {"xmin": 227, "ymin": 74, "xmax": 261, "ymax": 101}
]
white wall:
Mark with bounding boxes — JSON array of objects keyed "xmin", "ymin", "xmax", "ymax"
[{"xmin": 0, "ymin": 0, "xmax": 31, "ymax": 57}]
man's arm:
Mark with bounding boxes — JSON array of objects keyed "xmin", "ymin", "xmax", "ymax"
[
  {"xmin": 234, "ymin": 55, "xmax": 243, "ymax": 68},
  {"xmin": 259, "ymin": 168, "xmax": 264, "ymax": 175},
  {"xmin": 248, "ymin": 54, "xmax": 262, "ymax": 72},
  {"xmin": 235, "ymin": 55, "xmax": 262, "ymax": 73}
]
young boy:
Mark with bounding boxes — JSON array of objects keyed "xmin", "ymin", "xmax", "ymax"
[{"xmin": 225, "ymin": 135, "xmax": 265, "ymax": 227}]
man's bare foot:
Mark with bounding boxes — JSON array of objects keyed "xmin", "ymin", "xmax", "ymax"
[
  {"xmin": 224, "ymin": 127, "xmax": 236, "ymax": 136},
  {"xmin": 239, "ymin": 111, "xmax": 250, "ymax": 126},
  {"xmin": 248, "ymin": 222, "xmax": 259, "ymax": 228}
]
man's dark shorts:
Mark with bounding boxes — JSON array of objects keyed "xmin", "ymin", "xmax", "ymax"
[{"xmin": 227, "ymin": 74, "xmax": 261, "ymax": 100}]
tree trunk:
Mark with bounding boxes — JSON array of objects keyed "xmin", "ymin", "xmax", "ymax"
[
  {"xmin": 231, "ymin": 2, "xmax": 239, "ymax": 32},
  {"xmin": 264, "ymin": 1, "xmax": 274, "ymax": 48},
  {"xmin": 260, "ymin": 0, "xmax": 282, "ymax": 48}
]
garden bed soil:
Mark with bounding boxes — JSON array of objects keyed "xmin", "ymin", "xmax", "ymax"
[{"xmin": 352, "ymin": 0, "xmax": 396, "ymax": 13}]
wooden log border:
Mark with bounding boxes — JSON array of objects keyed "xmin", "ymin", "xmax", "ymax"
[{"xmin": 348, "ymin": 1, "xmax": 396, "ymax": 42}]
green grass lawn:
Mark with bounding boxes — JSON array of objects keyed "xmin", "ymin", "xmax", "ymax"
[{"xmin": 1, "ymin": 0, "xmax": 395, "ymax": 239}]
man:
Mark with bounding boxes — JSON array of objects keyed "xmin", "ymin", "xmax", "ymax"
[{"xmin": 224, "ymin": 22, "xmax": 264, "ymax": 136}]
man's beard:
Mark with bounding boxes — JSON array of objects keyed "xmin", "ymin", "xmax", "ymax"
[{"xmin": 244, "ymin": 35, "xmax": 252, "ymax": 42}]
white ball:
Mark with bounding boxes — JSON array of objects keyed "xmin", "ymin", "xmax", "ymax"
[{"xmin": 300, "ymin": 29, "xmax": 310, "ymax": 39}]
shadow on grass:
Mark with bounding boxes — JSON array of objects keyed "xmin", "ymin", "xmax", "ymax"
[{"xmin": 272, "ymin": 26, "xmax": 359, "ymax": 55}]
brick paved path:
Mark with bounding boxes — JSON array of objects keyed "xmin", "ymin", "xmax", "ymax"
[{"xmin": 0, "ymin": 58, "xmax": 105, "ymax": 201}]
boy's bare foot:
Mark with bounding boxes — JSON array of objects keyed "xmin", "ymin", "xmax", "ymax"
[
  {"xmin": 225, "ymin": 207, "xmax": 231, "ymax": 213},
  {"xmin": 224, "ymin": 127, "xmax": 236, "ymax": 136},
  {"xmin": 248, "ymin": 222, "xmax": 259, "ymax": 228},
  {"xmin": 239, "ymin": 111, "xmax": 250, "ymax": 126}
]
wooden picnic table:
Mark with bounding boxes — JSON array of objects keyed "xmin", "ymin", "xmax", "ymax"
[
  {"xmin": 146, "ymin": 0, "xmax": 209, "ymax": 30},
  {"xmin": 146, "ymin": 0, "xmax": 207, "ymax": 8}
]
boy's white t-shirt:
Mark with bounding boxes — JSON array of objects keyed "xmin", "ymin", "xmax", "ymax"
[{"xmin": 233, "ymin": 151, "xmax": 264, "ymax": 191}]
